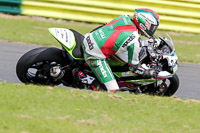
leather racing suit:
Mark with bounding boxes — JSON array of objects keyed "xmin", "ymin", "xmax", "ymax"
[{"xmin": 82, "ymin": 15, "xmax": 143, "ymax": 92}]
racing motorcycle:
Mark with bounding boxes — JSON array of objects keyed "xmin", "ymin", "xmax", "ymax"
[{"xmin": 16, "ymin": 28, "xmax": 179, "ymax": 96}]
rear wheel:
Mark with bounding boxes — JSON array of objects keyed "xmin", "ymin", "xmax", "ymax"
[{"xmin": 16, "ymin": 47, "xmax": 72, "ymax": 85}]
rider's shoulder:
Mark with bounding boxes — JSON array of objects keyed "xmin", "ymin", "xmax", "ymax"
[
  {"xmin": 124, "ymin": 30, "xmax": 140, "ymax": 37},
  {"xmin": 120, "ymin": 30, "xmax": 140, "ymax": 42}
]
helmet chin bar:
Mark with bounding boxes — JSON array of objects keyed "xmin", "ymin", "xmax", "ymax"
[
  {"xmin": 135, "ymin": 21, "xmax": 152, "ymax": 39},
  {"xmin": 140, "ymin": 29, "xmax": 151, "ymax": 39}
]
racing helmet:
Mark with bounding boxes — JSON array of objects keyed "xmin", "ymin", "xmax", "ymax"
[{"xmin": 133, "ymin": 8, "xmax": 160, "ymax": 38}]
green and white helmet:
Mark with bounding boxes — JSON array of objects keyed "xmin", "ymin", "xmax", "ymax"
[{"xmin": 133, "ymin": 8, "xmax": 160, "ymax": 38}]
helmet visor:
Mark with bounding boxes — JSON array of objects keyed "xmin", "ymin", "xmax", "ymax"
[{"xmin": 150, "ymin": 24, "xmax": 158, "ymax": 36}]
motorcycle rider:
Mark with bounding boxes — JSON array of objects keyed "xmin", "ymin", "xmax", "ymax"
[{"xmin": 73, "ymin": 8, "xmax": 160, "ymax": 92}]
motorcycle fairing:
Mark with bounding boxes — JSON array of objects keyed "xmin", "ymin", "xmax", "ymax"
[
  {"xmin": 126, "ymin": 79, "xmax": 156, "ymax": 86},
  {"xmin": 163, "ymin": 52, "xmax": 178, "ymax": 74},
  {"xmin": 115, "ymin": 70, "xmax": 174, "ymax": 86},
  {"xmin": 114, "ymin": 71, "xmax": 134, "ymax": 77},
  {"xmin": 49, "ymin": 28, "xmax": 84, "ymax": 60},
  {"xmin": 160, "ymin": 34, "xmax": 175, "ymax": 53}
]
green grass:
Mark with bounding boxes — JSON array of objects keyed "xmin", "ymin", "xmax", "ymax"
[
  {"xmin": 0, "ymin": 14, "xmax": 200, "ymax": 133},
  {"xmin": 0, "ymin": 82, "xmax": 200, "ymax": 133},
  {"xmin": 0, "ymin": 15, "xmax": 96, "ymax": 46},
  {"xmin": 157, "ymin": 31, "xmax": 200, "ymax": 63},
  {"xmin": 0, "ymin": 14, "xmax": 200, "ymax": 63}
]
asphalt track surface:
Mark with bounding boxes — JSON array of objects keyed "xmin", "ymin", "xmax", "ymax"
[{"xmin": 0, "ymin": 41, "xmax": 200, "ymax": 100}]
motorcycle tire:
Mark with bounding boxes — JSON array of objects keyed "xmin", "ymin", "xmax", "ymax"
[
  {"xmin": 16, "ymin": 47, "xmax": 69, "ymax": 85},
  {"xmin": 163, "ymin": 73, "xmax": 180, "ymax": 96},
  {"xmin": 145, "ymin": 74, "xmax": 179, "ymax": 96}
]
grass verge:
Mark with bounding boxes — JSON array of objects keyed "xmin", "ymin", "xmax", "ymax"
[
  {"xmin": 0, "ymin": 14, "xmax": 200, "ymax": 63},
  {"xmin": 0, "ymin": 82, "xmax": 200, "ymax": 133}
]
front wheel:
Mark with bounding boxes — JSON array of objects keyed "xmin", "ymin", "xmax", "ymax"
[
  {"xmin": 149, "ymin": 74, "xmax": 180, "ymax": 96},
  {"xmin": 16, "ymin": 47, "xmax": 72, "ymax": 85},
  {"xmin": 162, "ymin": 74, "xmax": 179, "ymax": 96}
]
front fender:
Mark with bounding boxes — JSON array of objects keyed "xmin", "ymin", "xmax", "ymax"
[{"xmin": 163, "ymin": 52, "xmax": 178, "ymax": 74}]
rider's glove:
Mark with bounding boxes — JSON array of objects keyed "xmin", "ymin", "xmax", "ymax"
[
  {"xmin": 129, "ymin": 64, "xmax": 158, "ymax": 78},
  {"xmin": 148, "ymin": 69, "xmax": 159, "ymax": 78}
]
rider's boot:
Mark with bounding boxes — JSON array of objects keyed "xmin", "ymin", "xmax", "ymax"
[
  {"xmin": 72, "ymin": 68, "xmax": 107, "ymax": 91},
  {"xmin": 72, "ymin": 68, "xmax": 85, "ymax": 88},
  {"xmin": 108, "ymin": 89, "xmax": 120, "ymax": 93},
  {"xmin": 72, "ymin": 68, "xmax": 95, "ymax": 89}
]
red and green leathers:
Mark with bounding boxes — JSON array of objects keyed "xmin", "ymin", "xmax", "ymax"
[{"xmin": 82, "ymin": 15, "xmax": 142, "ymax": 92}]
